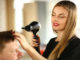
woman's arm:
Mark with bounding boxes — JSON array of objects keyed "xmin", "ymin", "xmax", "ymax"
[{"xmin": 14, "ymin": 32, "xmax": 47, "ymax": 60}]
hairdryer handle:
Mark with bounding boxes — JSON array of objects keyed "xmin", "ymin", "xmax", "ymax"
[{"xmin": 33, "ymin": 35, "xmax": 40, "ymax": 53}]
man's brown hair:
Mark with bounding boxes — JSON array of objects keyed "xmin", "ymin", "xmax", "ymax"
[{"xmin": 0, "ymin": 30, "xmax": 15, "ymax": 52}]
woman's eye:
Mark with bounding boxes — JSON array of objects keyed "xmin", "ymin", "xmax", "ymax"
[
  {"xmin": 52, "ymin": 14, "xmax": 55, "ymax": 16},
  {"xmin": 59, "ymin": 16, "xmax": 65, "ymax": 18}
]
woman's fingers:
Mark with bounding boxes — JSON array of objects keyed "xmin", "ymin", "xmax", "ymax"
[
  {"xmin": 31, "ymin": 35, "xmax": 40, "ymax": 47},
  {"xmin": 31, "ymin": 39, "xmax": 40, "ymax": 47},
  {"xmin": 31, "ymin": 42, "xmax": 39, "ymax": 47},
  {"xmin": 13, "ymin": 32, "xmax": 30, "ymax": 50},
  {"xmin": 32, "ymin": 43, "xmax": 39, "ymax": 47}
]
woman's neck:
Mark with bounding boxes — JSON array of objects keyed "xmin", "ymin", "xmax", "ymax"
[{"xmin": 55, "ymin": 31, "xmax": 64, "ymax": 42}]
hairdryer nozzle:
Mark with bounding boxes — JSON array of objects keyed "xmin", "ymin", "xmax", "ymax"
[
  {"xmin": 21, "ymin": 21, "xmax": 41, "ymax": 32},
  {"xmin": 22, "ymin": 27, "xmax": 25, "ymax": 29},
  {"xmin": 22, "ymin": 25, "xmax": 31, "ymax": 31}
]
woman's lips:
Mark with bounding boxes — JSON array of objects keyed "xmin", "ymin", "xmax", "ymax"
[{"xmin": 53, "ymin": 23, "xmax": 59, "ymax": 26}]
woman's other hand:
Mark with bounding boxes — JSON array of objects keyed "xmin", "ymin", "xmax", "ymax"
[{"xmin": 30, "ymin": 35, "xmax": 40, "ymax": 47}]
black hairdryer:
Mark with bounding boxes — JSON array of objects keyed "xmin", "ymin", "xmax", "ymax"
[{"xmin": 22, "ymin": 21, "xmax": 41, "ymax": 53}]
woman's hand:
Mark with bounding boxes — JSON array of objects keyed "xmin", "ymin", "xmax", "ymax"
[
  {"xmin": 13, "ymin": 32, "xmax": 30, "ymax": 50},
  {"xmin": 13, "ymin": 32, "xmax": 47, "ymax": 60},
  {"xmin": 31, "ymin": 35, "xmax": 40, "ymax": 47}
]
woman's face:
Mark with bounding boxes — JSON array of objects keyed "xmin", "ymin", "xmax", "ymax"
[{"xmin": 51, "ymin": 6, "xmax": 68, "ymax": 32}]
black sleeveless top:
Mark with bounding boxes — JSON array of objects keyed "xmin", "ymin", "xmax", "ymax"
[
  {"xmin": 42, "ymin": 36, "xmax": 80, "ymax": 60},
  {"xmin": 42, "ymin": 38, "xmax": 57, "ymax": 58}
]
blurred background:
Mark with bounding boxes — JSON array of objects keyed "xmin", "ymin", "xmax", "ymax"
[{"xmin": 0, "ymin": 0, "xmax": 80, "ymax": 60}]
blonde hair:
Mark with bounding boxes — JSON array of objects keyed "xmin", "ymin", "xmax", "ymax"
[{"xmin": 48, "ymin": 1, "xmax": 77, "ymax": 60}]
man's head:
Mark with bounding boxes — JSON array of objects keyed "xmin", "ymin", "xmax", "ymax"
[{"xmin": 0, "ymin": 30, "xmax": 23, "ymax": 60}]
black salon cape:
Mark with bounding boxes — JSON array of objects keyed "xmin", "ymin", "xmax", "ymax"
[{"xmin": 42, "ymin": 36, "xmax": 80, "ymax": 60}]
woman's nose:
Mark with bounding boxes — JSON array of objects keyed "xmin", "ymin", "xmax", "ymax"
[{"xmin": 55, "ymin": 17, "xmax": 58, "ymax": 21}]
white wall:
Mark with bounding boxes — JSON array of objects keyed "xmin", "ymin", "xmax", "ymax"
[{"xmin": 0, "ymin": 0, "xmax": 7, "ymax": 31}]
